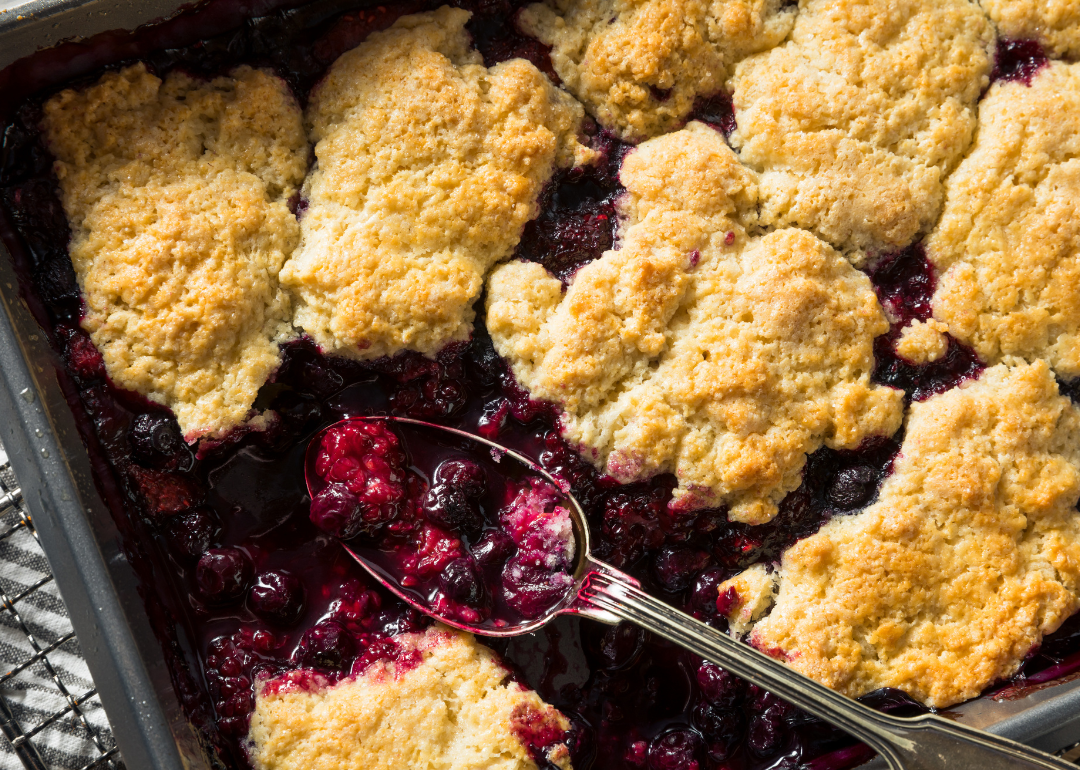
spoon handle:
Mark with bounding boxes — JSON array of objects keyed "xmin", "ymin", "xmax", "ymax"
[{"xmin": 573, "ymin": 561, "xmax": 1073, "ymax": 770}]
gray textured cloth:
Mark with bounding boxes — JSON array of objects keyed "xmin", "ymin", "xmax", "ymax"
[{"xmin": 0, "ymin": 449, "xmax": 119, "ymax": 770}]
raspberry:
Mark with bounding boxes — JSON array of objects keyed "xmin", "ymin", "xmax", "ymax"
[{"xmin": 311, "ymin": 421, "xmax": 407, "ymax": 537}]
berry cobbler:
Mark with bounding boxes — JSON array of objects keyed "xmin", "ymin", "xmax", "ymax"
[{"xmin": 2, "ymin": 0, "xmax": 1080, "ymax": 768}]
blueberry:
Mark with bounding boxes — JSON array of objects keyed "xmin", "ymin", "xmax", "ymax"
[
  {"xmin": 295, "ymin": 619, "xmax": 356, "ymax": 671},
  {"xmin": 692, "ymin": 701, "xmax": 743, "ymax": 743},
  {"xmin": 166, "ymin": 508, "xmax": 220, "ymax": 559},
  {"xmin": 501, "ymin": 558, "xmax": 573, "ymax": 619},
  {"xmin": 647, "ymin": 729, "xmax": 702, "ymax": 770},
  {"xmin": 439, "ymin": 557, "xmax": 485, "ymax": 606},
  {"xmin": 433, "ymin": 459, "xmax": 487, "ymax": 499},
  {"xmin": 827, "ymin": 465, "xmax": 876, "ymax": 510},
  {"xmin": 129, "ymin": 413, "xmax": 184, "ymax": 466},
  {"xmin": 597, "ymin": 622, "xmax": 645, "ymax": 670},
  {"xmin": 690, "ymin": 568, "xmax": 726, "ymax": 616},
  {"xmin": 472, "ymin": 529, "xmax": 516, "ymax": 571},
  {"xmin": 422, "ymin": 485, "xmax": 484, "ymax": 534},
  {"xmin": 367, "ymin": 607, "xmax": 425, "ymax": 637},
  {"xmin": 747, "ymin": 708, "xmax": 787, "ymax": 757},
  {"xmin": 249, "ymin": 570, "xmax": 305, "ymax": 626},
  {"xmin": 196, "ymin": 548, "xmax": 254, "ymax": 603},
  {"xmin": 309, "ymin": 483, "xmax": 363, "ymax": 539},
  {"xmin": 652, "ymin": 547, "xmax": 711, "ymax": 593},
  {"xmin": 696, "ymin": 661, "xmax": 744, "ymax": 708}
]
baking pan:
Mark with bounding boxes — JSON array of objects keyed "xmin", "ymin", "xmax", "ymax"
[{"xmin": 0, "ymin": 0, "xmax": 1079, "ymax": 767}]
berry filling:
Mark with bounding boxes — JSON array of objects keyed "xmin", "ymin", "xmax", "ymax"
[
  {"xmin": 991, "ymin": 38, "xmax": 1049, "ymax": 86},
  {"xmin": 0, "ymin": 2, "xmax": 1075, "ymax": 769}
]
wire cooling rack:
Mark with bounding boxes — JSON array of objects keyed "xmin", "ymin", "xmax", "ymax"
[{"xmin": 0, "ymin": 458, "xmax": 121, "ymax": 770}]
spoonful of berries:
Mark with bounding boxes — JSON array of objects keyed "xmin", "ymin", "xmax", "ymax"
[{"xmin": 305, "ymin": 416, "xmax": 1071, "ymax": 770}]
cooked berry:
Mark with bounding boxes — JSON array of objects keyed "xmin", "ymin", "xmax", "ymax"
[
  {"xmin": 129, "ymin": 466, "xmax": 203, "ymax": 523},
  {"xmin": 366, "ymin": 607, "xmax": 426, "ymax": 638},
  {"xmin": 196, "ymin": 548, "xmax": 254, "ymax": 603},
  {"xmin": 597, "ymin": 622, "xmax": 645, "ymax": 670},
  {"xmin": 62, "ymin": 329, "xmax": 105, "ymax": 381},
  {"xmin": 421, "ymin": 485, "xmax": 484, "ymax": 534},
  {"xmin": 433, "ymin": 459, "xmax": 487, "ymax": 499},
  {"xmin": 472, "ymin": 529, "xmax": 516, "ymax": 571},
  {"xmin": 746, "ymin": 708, "xmax": 787, "ymax": 757},
  {"xmin": 502, "ymin": 558, "xmax": 574, "ymax": 619},
  {"xmin": 692, "ymin": 702, "xmax": 743, "ymax": 743},
  {"xmin": 166, "ymin": 508, "xmax": 220, "ymax": 559},
  {"xmin": 601, "ymin": 489, "xmax": 667, "ymax": 568},
  {"xmin": 689, "ymin": 568, "xmax": 726, "ymax": 617},
  {"xmin": 647, "ymin": 729, "xmax": 702, "ymax": 770},
  {"xmin": 827, "ymin": 465, "xmax": 877, "ymax": 510},
  {"xmin": 34, "ymin": 257, "xmax": 79, "ymax": 305},
  {"xmin": 249, "ymin": 570, "xmax": 305, "ymax": 626},
  {"xmin": 311, "ymin": 421, "xmax": 407, "ymax": 536},
  {"xmin": 329, "ymin": 579, "xmax": 382, "ymax": 633},
  {"xmin": 652, "ymin": 547, "xmax": 711, "ymax": 593},
  {"xmin": 294, "ymin": 619, "xmax": 356, "ymax": 671},
  {"xmin": 129, "ymin": 412, "xmax": 184, "ymax": 466},
  {"xmin": 696, "ymin": 662, "xmax": 744, "ymax": 709},
  {"xmin": 438, "ymin": 557, "xmax": 485, "ymax": 606},
  {"xmin": 309, "ymin": 483, "xmax": 363, "ymax": 539}
]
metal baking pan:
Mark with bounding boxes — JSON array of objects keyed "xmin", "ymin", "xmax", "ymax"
[{"xmin": 0, "ymin": 0, "xmax": 1078, "ymax": 767}]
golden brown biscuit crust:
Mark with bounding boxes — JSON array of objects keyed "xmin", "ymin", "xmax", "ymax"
[
  {"xmin": 247, "ymin": 626, "xmax": 572, "ymax": 770},
  {"xmin": 43, "ymin": 64, "xmax": 307, "ymax": 439},
  {"xmin": 487, "ymin": 124, "xmax": 903, "ymax": 523},
  {"xmin": 728, "ymin": 0, "xmax": 995, "ymax": 257},
  {"xmin": 519, "ymin": 0, "xmax": 795, "ymax": 141},
  {"xmin": 282, "ymin": 7, "xmax": 592, "ymax": 361},
  {"xmin": 923, "ymin": 61, "xmax": 1080, "ymax": 378},
  {"xmin": 747, "ymin": 360, "xmax": 1080, "ymax": 707}
]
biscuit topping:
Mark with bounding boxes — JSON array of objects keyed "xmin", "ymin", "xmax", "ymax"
[
  {"xmin": 744, "ymin": 359, "xmax": 1080, "ymax": 707},
  {"xmin": 281, "ymin": 7, "xmax": 592, "ymax": 361},
  {"xmin": 922, "ymin": 61, "xmax": 1080, "ymax": 379},
  {"xmin": 487, "ymin": 124, "xmax": 903, "ymax": 523},
  {"xmin": 247, "ymin": 626, "xmax": 573, "ymax": 770},
  {"xmin": 519, "ymin": 0, "xmax": 795, "ymax": 141},
  {"xmin": 43, "ymin": 64, "xmax": 307, "ymax": 439},
  {"xmin": 728, "ymin": 0, "xmax": 995, "ymax": 256}
]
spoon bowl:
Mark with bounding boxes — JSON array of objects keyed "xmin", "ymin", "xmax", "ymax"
[
  {"xmin": 304, "ymin": 416, "xmax": 1072, "ymax": 770},
  {"xmin": 303, "ymin": 415, "xmax": 629, "ymax": 636}
]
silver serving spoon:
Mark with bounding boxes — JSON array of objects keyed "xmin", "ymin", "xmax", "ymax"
[{"xmin": 306, "ymin": 416, "xmax": 1072, "ymax": 770}]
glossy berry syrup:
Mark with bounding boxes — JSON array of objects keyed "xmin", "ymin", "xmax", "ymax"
[
  {"xmin": 991, "ymin": 38, "xmax": 1049, "ymax": 86},
  {"xmin": 0, "ymin": 2, "xmax": 1077, "ymax": 770}
]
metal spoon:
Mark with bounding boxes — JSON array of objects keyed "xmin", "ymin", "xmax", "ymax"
[{"xmin": 306, "ymin": 416, "xmax": 1073, "ymax": 770}]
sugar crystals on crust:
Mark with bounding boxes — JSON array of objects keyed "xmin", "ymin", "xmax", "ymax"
[
  {"xmin": 43, "ymin": 63, "xmax": 307, "ymax": 439},
  {"xmin": 247, "ymin": 626, "xmax": 573, "ymax": 770},
  {"xmin": 281, "ymin": 7, "xmax": 593, "ymax": 362},
  {"xmin": 728, "ymin": 0, "xmax": 995, "ymax": 257},
  {"xmin": 487, "ymin": 123, "xmax": 903, "ymax": 524},
  {"xmin": 921, "ymin": 61, "xmax": 1080, "ymax": 379},
  {"xmin": 518, "ymin": 0, "xmax": 795, "ymax": 142},
  {"xmin": 981, "ymin": 0, "xmax": 1080, "ymax": 59},
  {"xmin": 743, "ymin": 359, "xmax": 1080, "ymax": 707}
]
